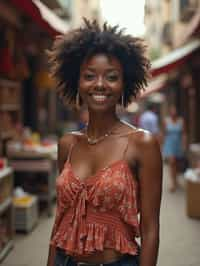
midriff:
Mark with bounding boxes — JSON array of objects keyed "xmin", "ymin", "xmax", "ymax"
[{"xmin": 72, "ymin": 248, "xmax": 124, "ymax": 264}]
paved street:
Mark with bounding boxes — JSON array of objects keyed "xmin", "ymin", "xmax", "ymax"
[{"xmin": 2, "ymin": 165, "xmax": 200, "ymax": 266}]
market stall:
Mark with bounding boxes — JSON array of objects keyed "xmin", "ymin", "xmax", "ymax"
[
  {"xmin": 7, "ymin": 136, "xmax": 57, "ymax": 216},
  {"xmin": 184, "ymin": 143, "xmax": 200, "ymax": 219},
  {"xmin": 0, "ymin": 164, "xmax": 14, "ymax": 262}
]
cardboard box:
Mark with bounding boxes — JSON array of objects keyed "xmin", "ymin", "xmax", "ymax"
[
  {"xmin": 186, "ymin": 180, "xmax": 200, "ymax": 218},
  {"xmin": 189, "ymin": 143, "xmax": 200, "ymax": 168}
]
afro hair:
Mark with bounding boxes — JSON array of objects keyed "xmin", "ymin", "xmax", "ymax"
[{"xmin": 48, "ymin": 19, "xmax": 150, "ymax": 107}]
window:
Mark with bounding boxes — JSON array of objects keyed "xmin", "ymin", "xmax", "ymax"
[
  {"xmin": 180, "ymin": 0, "xmax": 196, "ymax": 22},
  {"xmin": 180, "ymin": 0, "xmax": 189, "ymax": 11}
]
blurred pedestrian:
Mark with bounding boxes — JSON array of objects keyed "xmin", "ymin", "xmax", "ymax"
[
  {"xmin": 47, "ymin": 19, "xmax": 162, "ymax": 266},
  {"xmin": 162, "ymin": 105, "xmax": 187, "ymax": 192},
  {"xmin": 138, "ymin": 103, "xmax": 160, "ymax": 146},
  {"xmin": 77, "ymin": 108, "xmax": 89, "ymax": 130},
  {"xmin": 139, "ymin": 103, "xmax": 159, "ymax": 134}
]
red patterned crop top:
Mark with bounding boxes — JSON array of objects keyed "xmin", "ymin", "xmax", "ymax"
[{"xmin": 51, "ymin": 135, "xmax": 140, "ymax": 257}]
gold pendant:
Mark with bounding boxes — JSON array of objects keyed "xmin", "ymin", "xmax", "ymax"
[
  {"xmin": 87, "ymin": 133, "xmax": 109, "ymax": 145},
  {"xmin": 87, "ymin": 139, "xmax": 98, "ymax": 145}
]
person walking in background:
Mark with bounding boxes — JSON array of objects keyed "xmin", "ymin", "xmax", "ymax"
[
  {"xmin": 78, "ymin": 108, "xmax": 89, "ymax": 130},
  {"xmin": 47, "ymin": 19, "xmax": 162, "ymax": 266},
  {"xmin": 162, "ymin": 105, "xmax": 187, "ymax": 192},
  {"xmin": 138, "ymin": 103, "xmax": 161, "ymax": 147},
  {"xmin": 138, "ymin": 102, "xmax": 159, "ymax": 135}
]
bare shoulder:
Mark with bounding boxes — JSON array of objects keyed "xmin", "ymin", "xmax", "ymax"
[
  {"xmin": 59, "ymin": 131, "xmax": 83, "ymax": 148},
  {"xmin": 58, "ymin": 131, "xmax": 84, "ymax": 172},
  {"xmin": 119, "ymin": 121, "xmax": 159, "ymax": 151},
  {"xmin": 131, "ymin": 128, "xmax": 158, "ymax": 146},
  {"xmin": 128, "ymin": 128, "xmax": 161, "ymax": 161}
]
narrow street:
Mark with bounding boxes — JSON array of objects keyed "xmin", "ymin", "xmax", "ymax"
[
  {"xmin": 0, "ymin": 1, "xmax": 200, "ymax": 266},
  {"xmin": 2, "ymin": 165, "xmax": 200, "ymax": 266}
]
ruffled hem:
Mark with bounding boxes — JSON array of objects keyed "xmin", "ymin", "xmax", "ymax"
[{"xmin": 51, "ymin": 222, "xmax": 139, "ymax": 256}]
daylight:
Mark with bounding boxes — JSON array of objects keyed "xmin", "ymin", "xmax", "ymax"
[{"xmin": 100, "ymin": 0, "xmax": 146, "ymax": 36}]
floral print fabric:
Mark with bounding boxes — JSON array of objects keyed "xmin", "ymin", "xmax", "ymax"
[{"xmin": 51, "ymin": 159, "xmax": 140, "ymax": 257}]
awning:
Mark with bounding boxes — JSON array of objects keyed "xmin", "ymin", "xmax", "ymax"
[
  {"xmin": 140, "ymin": 39, "xmax": 200, "ymax": 98},
  {"xmin": 139, "ymin": 74, "xmax": 167, "ymax": 98},
  {"xmin": 40, "ymin": 0, "xmax": 61, "ymax": 10},
  {"xmin": 151, "ymin": 39, "xmax": 200, "ymax": 77},
  {"xmin": 10, "ymin": 0, "xmax": 69, "ymax": 36}
]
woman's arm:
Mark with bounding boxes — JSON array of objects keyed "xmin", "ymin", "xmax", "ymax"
[
  {"xmin": 46, "ymin": 135, "xmax": 73, "ymax": 266},
  {"xmin": 136, "ymin": 132, "xmax": 163, "ymax": 266}
]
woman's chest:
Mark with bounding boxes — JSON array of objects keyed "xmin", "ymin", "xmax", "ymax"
[
  {"xmin": 68, "ymin": 137, "xmax": 138, "ymax": 182},
  {"xmin": 56, "ymin": 161, "xmax": 136, "ymax": 208}
]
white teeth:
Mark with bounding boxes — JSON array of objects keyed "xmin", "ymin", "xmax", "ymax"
[{"xmin": 92, "ymin": 95, "xmax": 107, "ymax": 101}]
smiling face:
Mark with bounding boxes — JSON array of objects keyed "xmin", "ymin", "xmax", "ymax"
[{"xmin": 79, "ymin": 53, "xmax": 124, "ymax": 112}]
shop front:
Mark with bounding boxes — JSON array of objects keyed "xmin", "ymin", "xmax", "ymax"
[{"xmin": 0, "ymin": 1, "xmax": 68, "ymax": 261}]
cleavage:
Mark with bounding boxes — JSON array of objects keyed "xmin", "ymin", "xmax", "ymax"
[
  {"xmin": 69, "ymin": 136, "xmax": 128, "ymax": 181},
  {"xmin": 70, "ymin": 157, "xmax": 117, "ymax": 182}
]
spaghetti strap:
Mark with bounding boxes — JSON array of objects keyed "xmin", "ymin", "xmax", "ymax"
[
  {"xmin": 66, "ymin": 135, "xmax": 79, "ymax": 164},
  {"xmin": 115, "ymin": 128, "xmax": 142, "ymax": 138},
  {"xmin": 66, "ymin": 143, "xmax": 74, "ymax": 164},
  {"xmin": 122, "ymin": 138, "xmax": 129, "ymax": 159},
  {"xmin": 121, "ymin": 129, "xmax": 141, "ymax": 159}
]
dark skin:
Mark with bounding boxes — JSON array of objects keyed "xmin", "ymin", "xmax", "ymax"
[{"xmin": 47, "ymin": 54, "xmax": 162, "ymax": 266}]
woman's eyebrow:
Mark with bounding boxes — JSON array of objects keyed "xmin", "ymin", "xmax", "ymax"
[
  {"xmin": 84, "ymin": 66, "xmax": 120, "ymax": 72},
  {"xmin": 83, "ymin": 67, "xmax": 96, "ymax": 71}
]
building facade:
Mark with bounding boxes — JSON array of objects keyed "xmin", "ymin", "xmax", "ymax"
[
  {"xmin": 70, "ymin": 0, "xmax": 102, "ymax": 28},
  {"xmin": 40, "ymin": 0, "xmax": 102, "ymax": 28},
  {"xmin": 145, "ymin": 0, "xmax": 200, "ymax": 57},
  {"xmin": 145, "ymin": 0, "xmax": 200, "ymax": 143}
]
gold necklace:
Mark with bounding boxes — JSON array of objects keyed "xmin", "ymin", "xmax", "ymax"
[{"xmin": 85, "ymin": 122, "xmax": 120, "ymax": 145}]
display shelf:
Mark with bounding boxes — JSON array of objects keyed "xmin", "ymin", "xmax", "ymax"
[
  {"xmin": 0, "ymin": 167, "xmax": 13, "ymax": 180},
  {"xmin": 10, "ymin": 158, "xmax": 57, "ymax": 217},
  {"xmin": 0, "ymin": 167, "xmax": 14, "ymax": 262},
  {"xmin": 0, "ymin": 78, "xmax": 20, "ymax": 89},
  {"xmin": 13, "ymin": 195, "xmax": 39, "ymax": 233},
  {"xmin": 0, "ymin": 78, "xmax": 22, "ymax": 156},
  {"xmin": 0, "ymin": 197, "xmax": 12, "ymax": 215},
  {"xmin": 0, "ymin": 240, "xmax": 14, "ymax": 262},
  {"xmin": 0, "ymin": 131, "xmax": 14, "ymax": 140},
  {"xmin": 0, "ymin": 104, "xmax": 20, "ymax": 111},
  {"xmin": 0, "ymin": 168, "xmax": 13, "ymax": 207},
  {"xmin": 39, "ymin": 190, "xmax": 56, "ymax": 202}
]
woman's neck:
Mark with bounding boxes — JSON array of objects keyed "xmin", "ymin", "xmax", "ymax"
[
  {"xmin": 171, "ymin": 115, "xmax": 178, "ymax": 122},
  {"xmin": 86, "ymin": 109, "xmax": 120, "ymax": 138}
]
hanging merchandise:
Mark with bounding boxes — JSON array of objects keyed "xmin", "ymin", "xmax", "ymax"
[
  {"xmin": 13, "ymin": 39, "xmax": 30, "ymax": 80},
  {"xmin": 0, "ymin": 28, "xmax": 15, "ymax": 79},
  {"xmin": 35, "ymin": 70, "xmax": 55, "ymax": 90}
]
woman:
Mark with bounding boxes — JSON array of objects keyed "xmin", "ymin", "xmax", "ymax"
[
  {"xmin": 162, "ymin": 105, "xmax": 187, "ymax": 192},
  {"xmin": 47, "ymin": 20, "xmax": 162, "ymax": 266}
]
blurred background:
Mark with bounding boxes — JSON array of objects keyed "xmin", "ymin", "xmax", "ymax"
[{"xmin": 0, "ymin": 1, "xmax": 200, "ymax": 266}]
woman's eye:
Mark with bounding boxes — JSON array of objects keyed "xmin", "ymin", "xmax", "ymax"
[
  {"xmin": 83, "ymin": 73, "xmax": 95, "ymax": 80},
  {"xmin": 107, "ymin": 75, "xmax": 119, "ymax": 81}
]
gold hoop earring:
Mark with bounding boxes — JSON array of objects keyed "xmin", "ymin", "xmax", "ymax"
[
  {"xmin": 76, "ymin": 91, "xmax": 80, "ymax": 109},
  {"xmin": 121, "ymin": 94, "xmax": 124, "ymax": 107}
]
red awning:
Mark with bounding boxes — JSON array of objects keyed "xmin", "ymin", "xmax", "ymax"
[
  {"xmin": 140, "ymin": 39, "xmax": 200, "ymax": 98},
  {"xmin": 151, "ymin": 39, "xmax": 200, "ymax": 77},
  {"xmin": 10, "ymin": 0, "xmax": 68, "ymax": 36},
  {"xmin": 140, "ymin": 74, "xmax": 167, "ymax": 98}
]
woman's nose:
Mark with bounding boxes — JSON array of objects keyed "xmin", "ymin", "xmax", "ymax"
[{"xmin": 96, "ymin": 76, "xmax": 104, "ymax": 89}]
